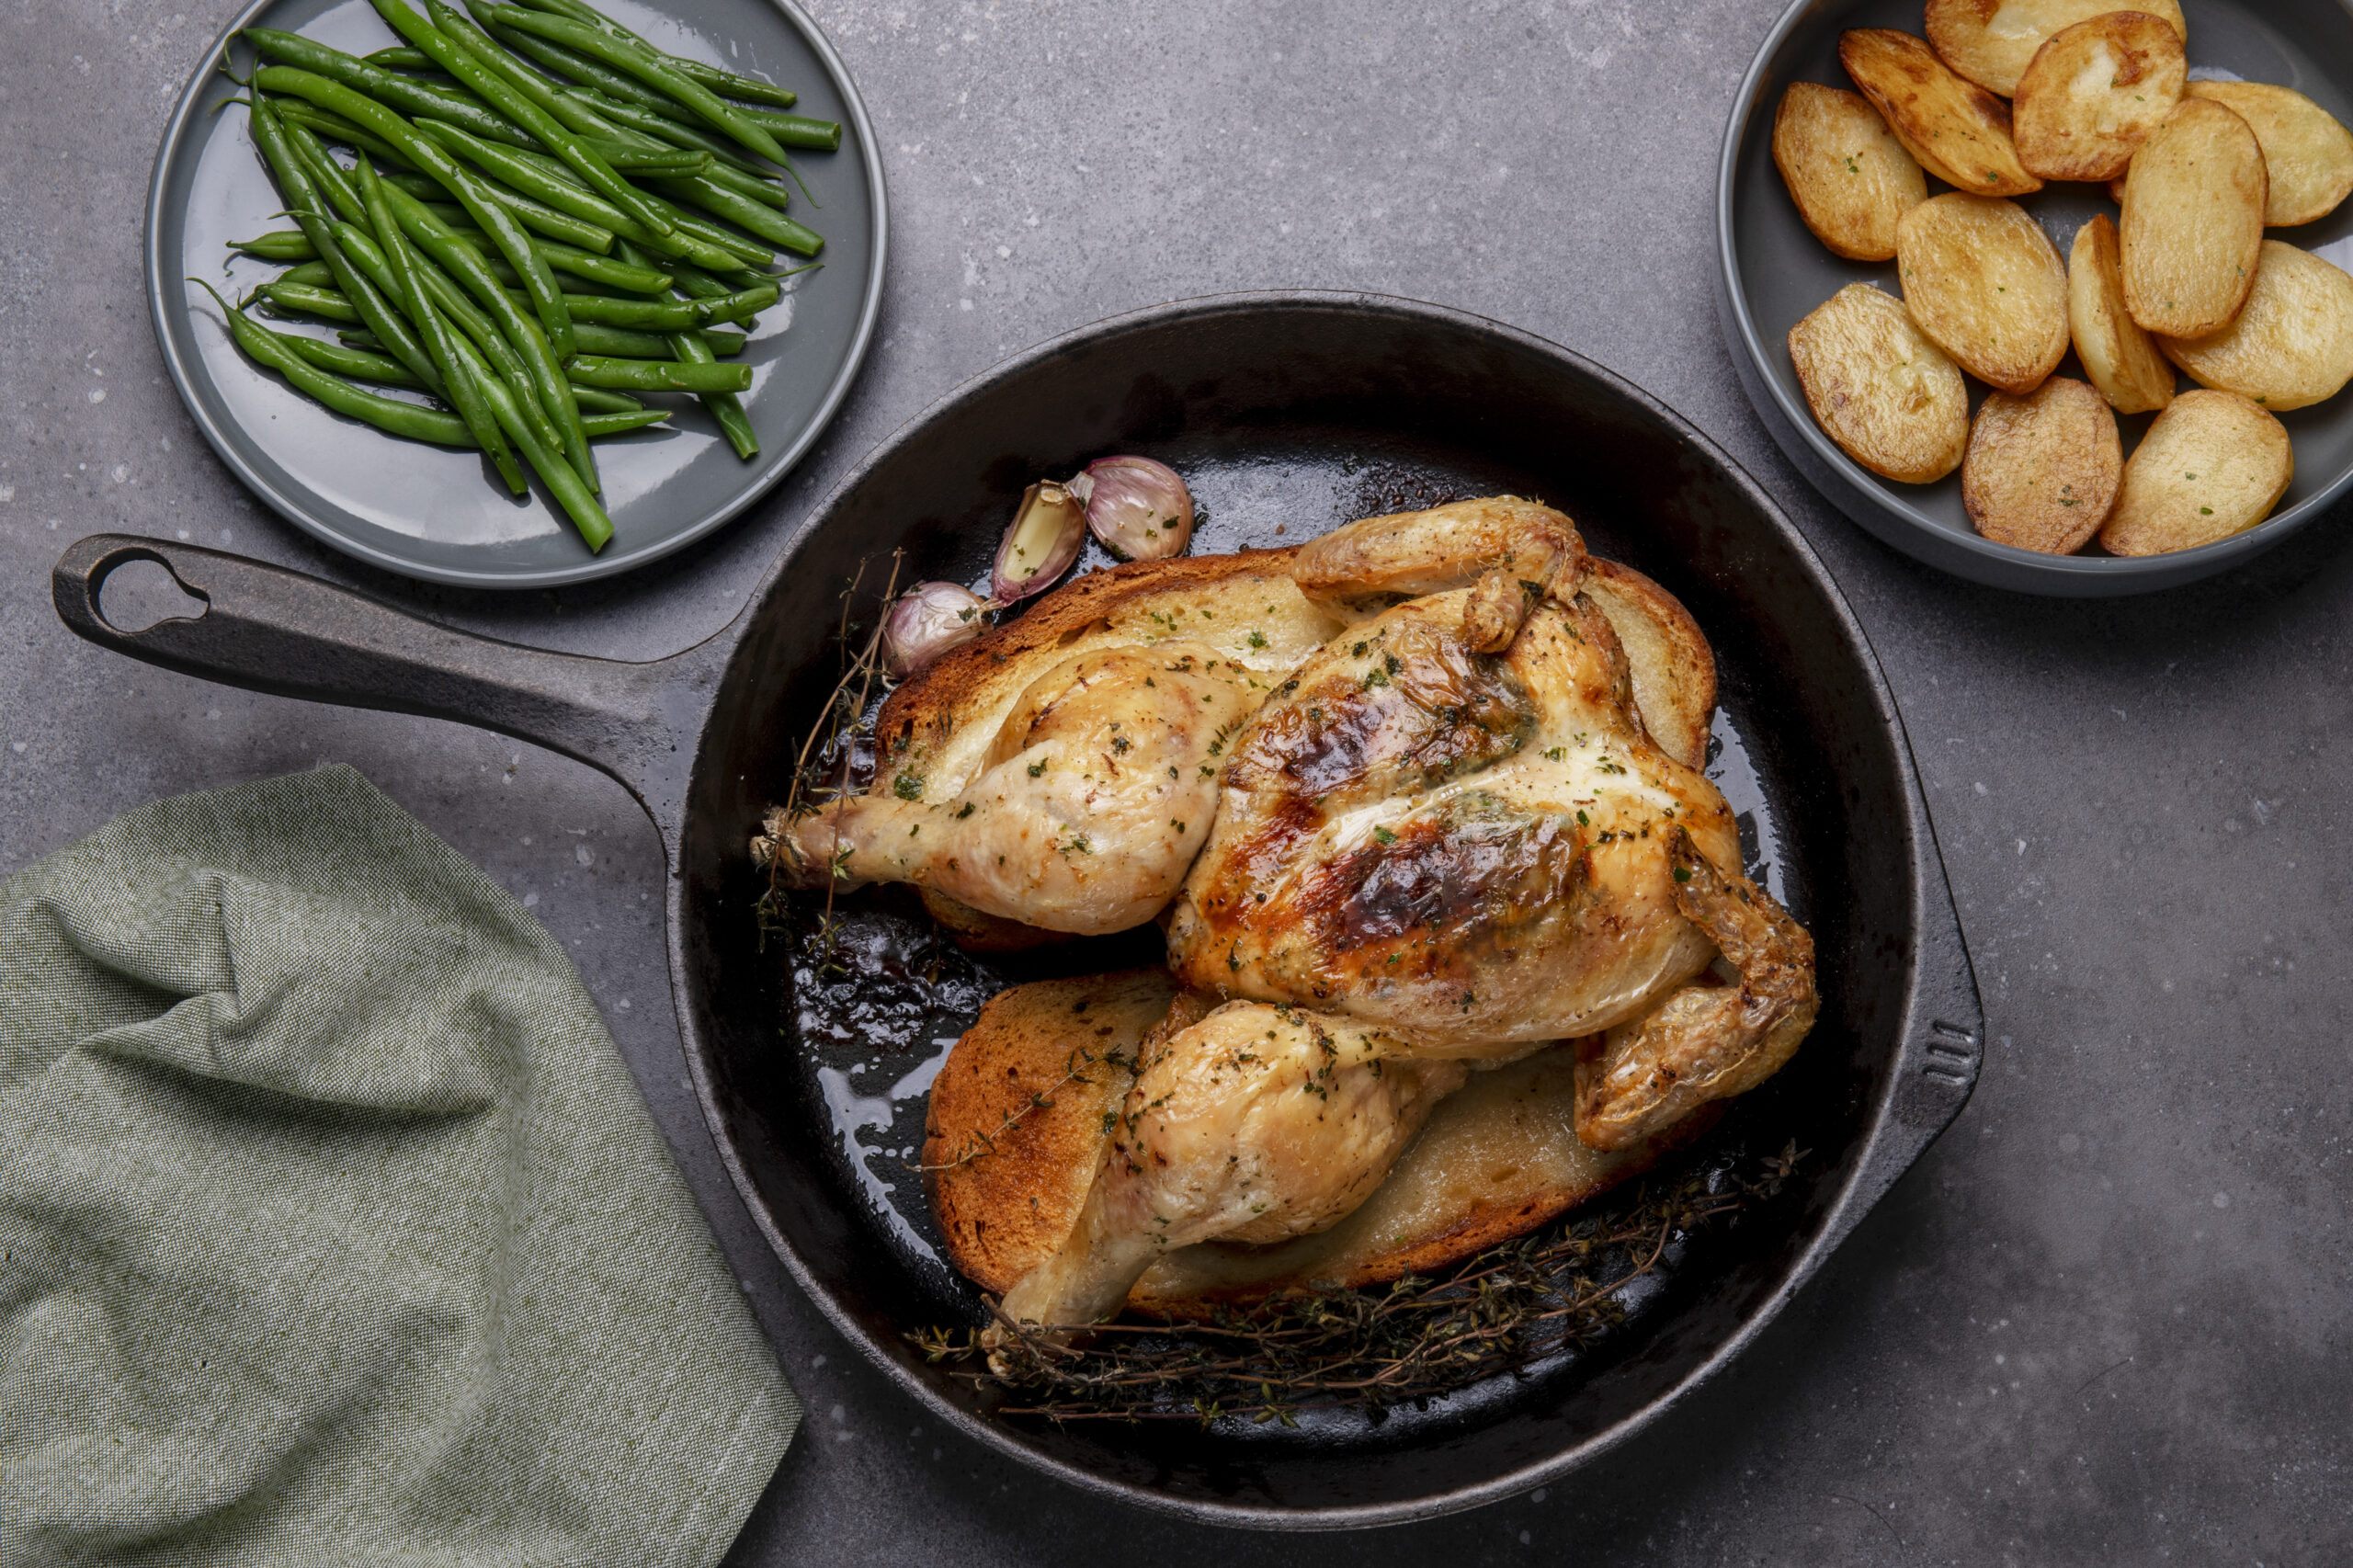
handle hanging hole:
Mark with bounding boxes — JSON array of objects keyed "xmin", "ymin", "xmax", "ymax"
[{"xmin": 98, "ymin": 558, "xmax": 210, "ymax": 634}]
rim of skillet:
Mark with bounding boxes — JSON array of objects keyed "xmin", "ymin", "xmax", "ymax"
[
  {"xmin": 667, "ymin": 288, "xmax": 1946, "ymax": 1529},
  {"xmin": 142, "ymin": 0, "xmax": 888, "ymax": 591},
  {"xmin": 1715, "ymin": 0, "xmax": 2353, "ymax": 593}
]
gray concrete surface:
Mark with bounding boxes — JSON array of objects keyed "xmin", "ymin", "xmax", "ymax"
[{"xmin": 5, "ymin": 0, "xmax": 2348, "ymax": 1562}]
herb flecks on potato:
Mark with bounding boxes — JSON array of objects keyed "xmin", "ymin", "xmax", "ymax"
[
  {"xmin": 1896, "ymin": 193, "xmax": 2070, "ymax": 396},
  {"xmin": 1961, "ymin": 378, "xmax": 2120, "ymax": 554},
  {"xmin": 1772, "ymin": 83, "xmax": 1926, "ymax": 263},
  {"xmin": 2098, "ymin": 389, "xmax": 2293, "ymax": 556},
  {"xmin": 1789, "ymin": 282, "xmax": 1970, "ymax": 484}
]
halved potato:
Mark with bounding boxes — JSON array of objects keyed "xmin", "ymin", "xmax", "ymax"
[
  {"xmin": 2012, "ymin": 12, "xmax": 2186, "ymax": 181},
  {"xmin": 1773, "ymin": 82, "xmax": 1927, "ymax": 261},
  {"xmin": 2158, "ymin": 240, "xmax": 2353, "ymax": 412},
  {"xmin": 2097, "ymin": 389, "xmax": 2292, "ymax": 555},
  {"xmin": 1896, "ymin": 193, "xmax": 2070, "ymax": 393},
  {"xmin": 1840, "ymin": 28, "xmax": 2042, "ymax": 197},
  {"xmin": 1961, "ymin": 378, "xmax": 2120, "ymax": 553},
  {"xmin": 1787, "ymin": 283, "xmax": 1970, "ymax": 483},
  {"xmin": 2120, "ymin": 97, "xmax": 2268, "ymax": 338},
  {"xmin": 2185, "ymin": 80, "xmax": 2353, "ymax": 227},
  {"xmin": 1926, "ymin": 0, "xmax": 2187, "ymax": 98},
  {"xmin": 2069, "ymin": 213, "xmax": 2176, "ymax": 415}
]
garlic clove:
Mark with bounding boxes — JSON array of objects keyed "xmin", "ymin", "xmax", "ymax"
[
  {"xmin": 882, "ymin": 581, "xmax": 992, "ymax": 676},
  {"xmin": 1078, "ymin": 455, "xmax": 1195, "ymax": 561},
  {"xmin": 991, "ymin": 479, "xmax": 1087, "ymax": 603}
]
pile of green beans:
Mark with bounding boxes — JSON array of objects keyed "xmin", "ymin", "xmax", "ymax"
[{"xmin": 209, "ymin": 0, "xmax": 836, "ymax": 554}]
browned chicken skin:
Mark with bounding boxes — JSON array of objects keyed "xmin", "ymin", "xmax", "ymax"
[{"xmin": 986, "ymin": 498, "xmax": 1818, "ymax": 1337}]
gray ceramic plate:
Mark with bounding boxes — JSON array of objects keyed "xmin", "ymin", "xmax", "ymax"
[
  {"xmin": 1718, "ymin": 0, "xmax": 2353, "ymax": 596},
  {"xmin": 145, "ymin": 0, "xmax": 884, "ymax": 588}
]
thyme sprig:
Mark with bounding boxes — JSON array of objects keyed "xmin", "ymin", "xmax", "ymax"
[{"xmin": 911, "ymin": 1140, "xmax": 1802, "ymax": 1426}]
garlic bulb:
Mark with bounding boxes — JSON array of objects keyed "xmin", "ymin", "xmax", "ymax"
[
  {"xmin": 991, "ymin": 479, "xmax": 1087, "ymax": 603},
  {"xmin": 881, "ymin": 581, "xmax": 991, "ymax": 676},
  {"xmin": 1070, "ymin": 456, "xmax": 1194, "ymax": 561}
]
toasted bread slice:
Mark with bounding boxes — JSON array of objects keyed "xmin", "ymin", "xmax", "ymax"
[{"xmin": 926, "ymin": 974, "xmax": 1713, "ymax": 1314}]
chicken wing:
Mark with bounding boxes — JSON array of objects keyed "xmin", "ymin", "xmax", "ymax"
[{"xmin": 772, "ymin": 643, "xmax": 1258, "ymax": 935}]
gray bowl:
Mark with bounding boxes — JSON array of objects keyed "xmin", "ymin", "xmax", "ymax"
[
  {"xmin": 1717, "ymin": 0, "xmax": 2353, "ymax": 596},
  {"xmin": 145, "ymin": 0, "xmax": 885, "ymax": 589}
]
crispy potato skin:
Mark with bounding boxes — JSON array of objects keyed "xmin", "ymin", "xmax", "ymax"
[
  {"xmin": 1925, "ymin": 0, "xmax": 2187, "ymax": 98},
  {"xmin": 1773, "ymin": 82, "xmax": 1927, "ymax": 262},
  {"xmin": 1789, "ymin": 283, "xmax": 1971, "ymax": 483},
  {"xmin": 2121, "ymin": 98, "xmax": 2268, "ymax": 339},
  {"xmin": 2159, "ymin": 241, "xmax": 2353, "ymax": 414},
  {"xmin": 1839, "ymin": 28, "xmax": 2042, "ymax": 197},
  {"xmin": 2097, "ymin": 389, "xmax": 2293, "ymax": 555},
  {"xmin": 2012, "ymin": 12, "xmax": 2186, "ymax": 182},
  {"xmin": 1961, "ymin": 378, "xmax": 2120, "ymax": 553},
  {"xmin": 2069, "ymin": 213, "xmax": 2177, "ymax": 415},
  {"xmin": 1896, "ymin": 193, "xmax": 2070, "ymax": 395},
  {"xmin": 2185, "ymin": 80, "xmax": 2353, "ymax": 228}
]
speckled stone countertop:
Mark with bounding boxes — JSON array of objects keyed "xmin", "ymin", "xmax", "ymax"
[{"xmin": 3, "ymin": 1, "xmax": 2347, "ymax": 1562}]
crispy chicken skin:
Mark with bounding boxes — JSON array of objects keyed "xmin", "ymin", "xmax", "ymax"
[
  {"xmin": 1166, "ymin": 498, "xmax": 1813, "ymax": 1076},
  {"xmin": 987, "ymin": 997, "xmax": 1464, "ymax": 1351},
  {"xmin": 771, "ymin": 642, "xmax": 1258, "ymax": 936}
]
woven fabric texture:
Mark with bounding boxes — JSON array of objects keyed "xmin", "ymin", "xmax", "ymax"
[{"xmin": 0, "ymin": 767, "xmax": 794, "ymax": 1568}]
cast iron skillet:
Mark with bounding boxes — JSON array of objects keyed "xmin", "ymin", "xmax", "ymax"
[{"xmin": 53, "ymin": 292, "xmax": 1983, "ymax": 1528}]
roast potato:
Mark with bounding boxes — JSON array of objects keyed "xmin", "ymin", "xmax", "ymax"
[
  {"xmin": 1788, "ymin": 283, "xmax": 1970, "ymax": 483},
  {"xmin": 2069, "ymin": 213, "xmax": 2176, "ymax": 415},
  {"xmin": 2159, "ymin": 240, "xmax": 2353, "ymax": 413},
  {"xmin": 2011, "ymin": 12, "xmax": 2186, "ymax": 182},
  {"xmin": 2184, "ymin": 80, "xmax": 2353, "ymax": 228},
  {"xmin": 1839, "ymin": 28, "xmax": 2041, "ymax": 197},
  {"xmin": 1772, "ymin": 82, "xmax": 1927, "ymax": 262},
  {"xmin": 1896, "ymin": 193, "xmax": 2070, "ymax": 394},
  {"xmin": 1925, "ymin": 0, "xmax": 2187, "ymax": 98},
  {"xmin": 2120, "ymin": 97, "xmax": 2268, "ymax": 338},
  {"xmin": 1961, "ymin": 378, "xmax": 2120, "ymax": 554},
  {"xmin": 2097, "ymin": 389, "xmax": 2293, "ymax": 556}
]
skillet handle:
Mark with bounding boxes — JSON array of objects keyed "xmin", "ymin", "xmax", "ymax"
[
  {"xmin": 1815, "ymin": 817, "xmax": 1984, "ymax": 1253},
  {"xmin": 52, "ymin": 534, "xmax": 721, "ymax": 854}
]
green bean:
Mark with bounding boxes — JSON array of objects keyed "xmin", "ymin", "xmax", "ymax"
[
  {"xmin": 244, "ymin": 28, "xmax": 531, "ymax": 149},
  {"xmin": 670, "ymin": 328, "xmax": 755, "ymax": 458},
  {"xmin": 646, "ymin": 175, "xmax": 818, "ymax": 256},
  {"xmin": 364, "ymin": 46, "xmax": 437, "ymax": 71},
  {"xmin": 383, "ymin": 170, "xmax": 613, "ymax": 252},
  {"xmin": 283, "ymin": 334, "xmax": 426, "ymax": 387},
  {"xmin": 510, "ymin": 0, "xmax": 798, "ymax": 107},
  {"xmin": 448, "ymin": 333, "xmax": 611, "ymax": 550},
  {"xmin": 196, "ymin": 280, "xmax": 476, "ymax": 447},
  {"xmin": 249, "ymin": 96, "xmax": 445, "ymax": 392},
  {"xmin": 565, "ymin": 384, "xmax": 642, "ymax": 413},
  {"xmin": 559, "ymin": 93, "xmax": 783, "ymax": 196},
  {"xmin": 255, "ymin": 67, "xmax": 576, "ymax": 359},
  {"xmin": 411, "ymin": 117, "xmax": 749, "ymax": 268},
  {"xmin": 273, "ymin": 99, "xmax": 417, "ymax": 173},
  {"xmin": 282, "ymin": 120, "xmax": 368, "ymax": 222},
  {"xmin": 495, "ymin": 24, "xmax": 713, "ymax": 129},
  {"xmin": 565, "ymin": 355, "xmax": 750, "ymax": 393},
  {"xmin": 581, "ymin": 140, "xmax": 709, "ymax": 176},
  {"xmin": 481, "ymin": 6, "xmax": 792, "ymax": 165},
  {"xmin": 432, "ymin": 226, "xmax": 668, "ymax": 292},
  {"xmin": 430, "ymin": 0, "xmax": 626, "ymax": 142},
  {"xmin": 563, "ymin": 320, "xmax": 742, "ymax": 358},
  {"xmin": 377, "ymin": 178, "xmax": 597, "ymax": 488},
  {"xmin": 738, "ymin": 108, "xmax": 839, "ymax": 152},
  {"xmin": 275, "ymin": 260, "xmax": 335, "ymax": 288},
  {"xmin": 232, "ymin": 230, "xmax": 317, "ymax": 261},
  {"xmin": 367, "ymin": 0, "xmax": 676, "ymax": 239},
  {"xmin": 257, "ymin": 281, "xmax": 362, "ymax": 322},
  {"xmin": 358, "ymin": 154, "xmax": 527, "ymax": 494},
  {"xmin": 579, "ymin": 409, "xmax": 671, "ymax": 436}
]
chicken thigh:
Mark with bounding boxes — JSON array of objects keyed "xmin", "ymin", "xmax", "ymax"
[
  {"xmin": 1164, "ymin": 498, "xmax": 1816, "ymax": 1133},
  {"xmin": 989, "ymin": 996, "xmax": 1464, "ymax": 1348},
  {"xmin": 772, "ymin": 643, "xmax": 1258, "ymax": 935}
]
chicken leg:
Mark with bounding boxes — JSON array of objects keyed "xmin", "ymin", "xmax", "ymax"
[{"xmin": 986, "ymin": 1000, "xmax": 1465, "ymax": 1355}]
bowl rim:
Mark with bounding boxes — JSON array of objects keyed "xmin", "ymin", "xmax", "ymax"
[
  {"xmin": 141, "ymin": 0, "xmax": 889, "ymax": 591},
  {"xmin": 1715, "ymin": 0, "xmax": 2353, "ymax": 590}
]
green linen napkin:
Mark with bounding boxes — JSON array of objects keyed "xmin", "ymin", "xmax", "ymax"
[{"xmin": 0, "ymin": 767, "xmax": 795, "ymax": 1568}]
